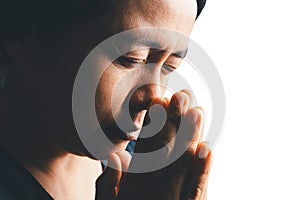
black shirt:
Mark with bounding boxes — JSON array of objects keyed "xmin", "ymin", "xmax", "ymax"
[{"xmin": 0, "ymin": 146, "xmax": 53, "ymax": 200}]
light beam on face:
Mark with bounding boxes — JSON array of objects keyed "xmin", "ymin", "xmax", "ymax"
[{"xmin": 72, "ymin": 28, "xmax": 225, "ymax": 173}]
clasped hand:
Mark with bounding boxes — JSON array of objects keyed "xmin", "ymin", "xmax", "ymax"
[{"xmin": 97, "ymin": 90, "xmax": 212, "ymax": 200}]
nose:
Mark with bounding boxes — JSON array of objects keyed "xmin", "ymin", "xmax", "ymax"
[
  {"xmin": 129, "ymin": 83, "xmax": 162, "ymax": 113},
  {"xmin": 128, "ymin": 64, "xmax": 164, "ymax": 114}
]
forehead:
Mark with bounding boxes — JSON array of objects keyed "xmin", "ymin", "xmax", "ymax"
[
  {"xmin": 105, "ymin": 0, "xmax": 197, "ymax": 54},
  {"xmin": 107, "ymin": 28, "xmax": 189, "ymax": 57},
  {"xmin": 109, "ymin": 0, "xmax": 197, "ymax": 34}
]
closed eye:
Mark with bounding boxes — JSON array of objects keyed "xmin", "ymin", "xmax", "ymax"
[
  {"xmin": 114, "ymin": 54, "xmax": 181, "ymax": 75},
  {"xmin": 115, "ymin": 56, "xmax": 147, "ymax": 69},
  {"xmin": 162, "ymin": 64, "xmax": 176, "ymax": 75}
]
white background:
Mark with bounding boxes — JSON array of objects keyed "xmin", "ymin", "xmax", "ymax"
[{"xmin": 190, "ymin": 0, "xmax": 300, "ymax": 199}]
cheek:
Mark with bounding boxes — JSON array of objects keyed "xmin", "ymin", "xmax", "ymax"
[
  {"xmin": 11, "ymin": 60, "xmax": 85, "ymax": 154},
  {"xmin": 94, "ymin": 64, "xmax": 170, "ymax": 124},
  {"xmin": 160, "ymin": 74, "xmax": 170, "ymax": 94},
  {"xmin": 95, "ymin": 66, "xmax": 132, "ymax": 123}
]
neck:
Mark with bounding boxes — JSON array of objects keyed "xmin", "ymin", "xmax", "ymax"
[
  {"xmin": 26, "ymin": 153, "xmax": 102, "ymax": 200},
  {"xmin": 0, "ymin": 92, "xmax": 103, "ymax": 200}
]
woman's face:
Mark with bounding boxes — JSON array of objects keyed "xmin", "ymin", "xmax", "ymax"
[{"xmin": 7, "ymin": 0, "xmax": 198, "ymax": 156}]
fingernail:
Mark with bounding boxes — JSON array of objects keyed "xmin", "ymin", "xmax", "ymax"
[
  {"xmin": 187, "ymin": 109, "xmax": 198, "ymax": 123},
  {"xmin": 176, "ymin": 94, "xmax": 185, "ymax": 109},
  {"xmin": 198, "ymin": 143, "xmax": 210, "ymax": 159}
]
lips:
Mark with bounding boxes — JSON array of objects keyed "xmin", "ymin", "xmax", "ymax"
[
  {"xmin": 101, "ymin": 118, "xmax": 143, "ymax": 142},
  {"xmin": 125, "ymin": 129, "xmax": 142, "ymax": 140},
  {"xmin": 120, "ymin": 120, "xmax": 143, "ymax": 140},
  {"xmin": 110, "ymin": 109, "xmax": 146, "ymax": 140},
  {"xmin": 100, "ymin": 102, "xmax": 148, "ymax": 142}
]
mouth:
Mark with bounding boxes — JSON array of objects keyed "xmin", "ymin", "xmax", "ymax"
[
  {"xmin": 119, "ymin": 120, "xmax": 143, "ymax": 140},
  {"xmin": 114, "ymin": 110, "xmax": 146, "ymax": 140},
  {"xmin": 124, "ymin": 129, "xmax": 142, "ymax": 140},
  {"xmin": 101, "ymin": 120, "xmax": 143, "ymax": 142},
  {"xmin": 100, "ymin": 109, "xmax": 147, "ymax": 142}
]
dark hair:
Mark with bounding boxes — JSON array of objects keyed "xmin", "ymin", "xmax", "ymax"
[
  {"xmin": 0, "ymin": 0, "xmax": 206, "ymax": 87},
  {"xmin": 196, "ymin": 0, "xmax": 206, "ymax": 19},
  {"xmin": 0, "ymin": 0, "xmax": 114, "ymax": 87},
  {"xmin": 0, "ymin": 0, "xmax": 114, "ymax": 44}
]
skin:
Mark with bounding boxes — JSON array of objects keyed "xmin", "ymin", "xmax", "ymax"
[{"xmin": 0, "ymin": 0, "xmax": 211, "ymax": 199}]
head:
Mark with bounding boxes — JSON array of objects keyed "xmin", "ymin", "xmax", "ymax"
[{"xmin": 0, "ymin": 0, "xmax": 206, "ymax": 157}]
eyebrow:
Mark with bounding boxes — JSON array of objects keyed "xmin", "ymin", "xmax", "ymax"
[
  {"xmin": 174, "ymin": 48, "xmax": 188, "ymax": 58},
  {"xmin": 133, "ymin": 39, "xmax": 189, "ymax": 59}
]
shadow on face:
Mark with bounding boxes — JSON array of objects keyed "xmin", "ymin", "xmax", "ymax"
[{"xmin": 1, "ymin": 0, "xmax": 199, "ymax": 158}]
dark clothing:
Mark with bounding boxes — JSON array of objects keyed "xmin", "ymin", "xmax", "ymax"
[
  {"xmin": 0, "ymin": 147, "xmax": 53, "ymax": 200},
  {"xmin": 0, "ymin": 142, "xmax": 135, "ymax": 200}
]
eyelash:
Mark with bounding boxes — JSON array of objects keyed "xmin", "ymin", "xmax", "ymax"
[
  {"xmin": 162, "ymin": 64, "xmax": 176, "ymax": 74},
  {"xmin": 116, "ymin": 56, "xmax": 176, "ymax": 74},
  {"xmin": 117, "ymin": 56, "xmax": 146, "ymax": 68}
]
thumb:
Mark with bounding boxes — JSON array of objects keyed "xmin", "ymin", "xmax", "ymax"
[
  {"xmin": 96, "ymin": 153, "xmax": 122, "ymax": 200},
  {"xmin": 181, "ymin": 142, "xmax": 212, "ymax": 200}
]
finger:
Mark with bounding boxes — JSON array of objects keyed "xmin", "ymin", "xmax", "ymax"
[
  {"xmin": 162, "ymin": 152, "xmax": 193, "ymax": 200},
  {"xmin": 96, "ymin": 153, "xmax": 122, "ymax": 200},
  {"xmin": 180, "ymin": 89, "xmax": 194, "ymax": 106},
  {"xmin": 181, "ymin": 142, "xmax": 212, "ymax": 200},
  {"xmin": 117, "ymin": 168, "xmax": 166, "ymax": 200},
  {"xmin": 151, "ymin": 92, "xmax": 191, "ymax": 154},
  {"xmin": 167, "ymin": 92, "xmax": 190, "ymax": 122},
  {"xmin": 170, "ymin": 107, "xmax": 204, "ymax": 163},
  {"xmin": 161, "ymin": 108, "xmax": 203, "ymax": 199},
  {"xmin": 134, "ymin": 97, "xmax": 168, "ymax": 153},
  {"xmin": 194, "ymin": 106, "xmax": 205, "ymax": 141},
  {"xmin": 114, "ymin": 150, "xmax": 132, "ymax": 193},
  {"xmin": 184, "ymin": 107, "xmax": 204, "ymax": 153},
  {"xmin": 118, "ymin": 93, "xmax": 192, "ymax": 200},
  {"xmin": 141, "ymin": 97, "xmax": 168, "ymax": 127},
  {"xmin": 116, "ymin": 150, "xmax": 132, "ymax": 172},
  {"xmin": 135, "ymin": 92, "xmax": 191, "ymax": 154}
]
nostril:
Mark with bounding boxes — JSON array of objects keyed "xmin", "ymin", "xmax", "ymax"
[
  {"xmin": 128, "ymin": 100, "xmax": 151, "ymax": 119},
  {"xmin": 129, "ymin": 101, "xmax": 151, "ymax": 112},
  {"xmin": 128, "ymin": 84, "xmax": 161, "ymax": 107},
  {"xmin": 126, "ymin": 83, "xmax": 162, "ymax": 122}
]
